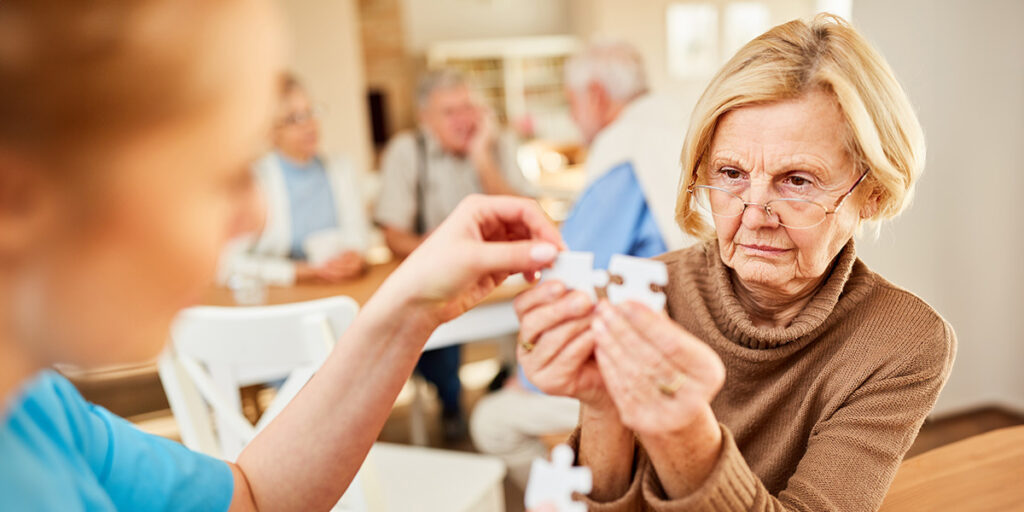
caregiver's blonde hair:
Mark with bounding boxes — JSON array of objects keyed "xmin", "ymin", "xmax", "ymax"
[{"xmin": 676, "ymin": 13, "xmax": 925, "ymax": 239}]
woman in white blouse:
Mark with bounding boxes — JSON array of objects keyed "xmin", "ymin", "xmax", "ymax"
[{"xmin": 223, "ymin": 73, "xmax": 370, "ymax": 286}]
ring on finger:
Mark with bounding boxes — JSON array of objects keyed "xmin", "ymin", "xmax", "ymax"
[{"xmin": 656, "ymin": 371, "xmax": 687, "ymax": 397}]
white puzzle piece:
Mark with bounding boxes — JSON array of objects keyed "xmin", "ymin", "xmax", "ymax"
[
  {"xmin": 606, "ymin": 254, "xmax": 668, "ymax": 311},
  {"xmin": 525, "ymin": 444, "xmax": 592, "ymax": 512},
  {"xmin": 540, "ymin": 252, "xmax": 610, "ymax": 301}
]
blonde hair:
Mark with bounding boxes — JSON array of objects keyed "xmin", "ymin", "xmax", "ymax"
[{"xmin": 676, "ymin": 13, "xmax": 925, "ymax": 239}]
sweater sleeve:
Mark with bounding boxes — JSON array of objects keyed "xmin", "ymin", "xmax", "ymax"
[
  {"xmin": 639, "ymin": 321, "xmax": 956, "ymax": 512},
  {"xmin": 564, "ymin": 426, "xmax": 647, "ymax": 511}
]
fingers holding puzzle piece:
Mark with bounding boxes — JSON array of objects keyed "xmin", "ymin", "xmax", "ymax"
[{"xmin": 541, "ymin": 251, "xmax": 667, "ymax": 311}]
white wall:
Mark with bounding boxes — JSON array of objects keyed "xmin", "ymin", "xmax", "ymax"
[
  {"xmin": 401, "ymin": 0, "xmax": 572, "ymax": 53},
  {"xmin": 853, "ymin": 0, "xmax": 1024, "ymax": 414},
  {"xmin": 277, "ymin": 0, "xmax": 373, "ymax": 175}
]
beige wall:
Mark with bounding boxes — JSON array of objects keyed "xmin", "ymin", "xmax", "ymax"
[
  {"xmin": 401, "ymin": 0, "xmax": 572, "ymax": 53},
  {"xmin": 277, "ymin": 0, "xmax": 373, "ymax": 175},
  {"xmin": 853, "ymin": 0, "xmax": 1024, "ymax": 415}
]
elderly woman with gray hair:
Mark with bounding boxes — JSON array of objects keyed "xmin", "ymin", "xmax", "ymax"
[{"xmin": 517, "ymin": 14, "xmax": 955, "ymax": 511}]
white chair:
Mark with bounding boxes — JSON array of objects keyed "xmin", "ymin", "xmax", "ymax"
[{"xmin": 159, "ymin": 296, "xmax": 506, "ymax": 512}]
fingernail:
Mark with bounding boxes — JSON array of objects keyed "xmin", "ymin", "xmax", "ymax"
[
  {"xmin": 530, "ymin": 243, "xmax": 558, "ymax": 262},
  {"xmin": 592, "ymin": 317, "xmax": 608, "ymax": 334},
  {"xmin": 597, "ymin": 301, "xmax": 614, "ymax": 319}
]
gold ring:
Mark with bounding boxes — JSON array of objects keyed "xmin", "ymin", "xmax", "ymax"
[
  {"xmin": 657, "ymin": 372, "xmax": 687, "ymax": 397},
  {"xmin": 519, "ymin": 340, "xmax": 535, "ymax": 353}
]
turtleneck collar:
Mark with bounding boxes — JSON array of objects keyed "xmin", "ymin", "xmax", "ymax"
[{"xmin": 696, "ymin": 238, "xmax": 874, "ymax": 350}]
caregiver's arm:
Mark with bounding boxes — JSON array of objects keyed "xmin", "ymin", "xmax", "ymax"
[{"xmin": 228, "ymin": 195, "xmax": 564, "ymax": 511}]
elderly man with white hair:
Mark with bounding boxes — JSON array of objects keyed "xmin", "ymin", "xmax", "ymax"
[
  {"xmin": 375, "ymin": 69, "xmax": 534, "ymax": 442},
  {"xmin": 469, "ymin": 39, "xmax": 698, "ymax": 487}
]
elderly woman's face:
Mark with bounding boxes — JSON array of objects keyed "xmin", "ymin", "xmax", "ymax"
[
  {"xmin": 272, "ymin": 87, "xmax": 321, "ymax": 161},
  {"xmin": 707, "ymin": 90, "xmax": 869, "ymax": 296}
]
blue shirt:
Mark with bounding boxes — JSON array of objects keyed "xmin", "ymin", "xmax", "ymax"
[
  {"xmin": 1, "ymin": 371, "xmax": 233, "ymax": 511},
  {"xmin": 277, "ymin": 153, "xmax": 340, "ymax": 260},
  {"xmin": 519, "ymin": 162, "xmax": 667, "ymax": 392}
]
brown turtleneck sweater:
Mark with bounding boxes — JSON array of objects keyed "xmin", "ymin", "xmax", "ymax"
[{"xmin": 571, "ymin": 240, "xmax": 956, "ymax": 511}]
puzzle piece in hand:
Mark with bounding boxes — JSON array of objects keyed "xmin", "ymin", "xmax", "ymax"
[
  {"xmin": 606, "ymin": 254, "xmax": 668, "ymax": 311},
  {"xmin": 525, "ymin": 444, "xmax": 592, "ymax": 512},
  {"xmin": 540, "ymin": 252, "xmax": 609, "ymax": 301}
]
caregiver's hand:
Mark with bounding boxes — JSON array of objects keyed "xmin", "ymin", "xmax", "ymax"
[{"xmin": 378, "ymin": 195, "xmax": 564, "ymax": 327}]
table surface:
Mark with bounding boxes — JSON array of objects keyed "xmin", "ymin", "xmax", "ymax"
[{"xmin": 879, "ymin": 425, "xmax": 1024, "ymax": 511}]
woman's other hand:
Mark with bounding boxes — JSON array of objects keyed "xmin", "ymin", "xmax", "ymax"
[
  {"xmin": 295, "ymin": 251, "xmax": 366, "ymax": 283},
  {"xmin": 591, "ymin": 300, "xmax": 726, "ymax": 496},
  {"xmin": 317, "ymin": 251, "xmax": 365, "ymax": 281},
  {"xmin": 592, "ymin": 300, "xmax": 724, "ymax": 435},
  {"xmin": 515, "ymin": 282, "xmax": 612, "ymax": 412}
]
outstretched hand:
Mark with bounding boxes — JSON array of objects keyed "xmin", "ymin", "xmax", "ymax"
[{"xmin": 381, "ymin": 194, "xmax": 565, "ymax": 326}]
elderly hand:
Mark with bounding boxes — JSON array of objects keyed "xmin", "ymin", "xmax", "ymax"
[
  {"xmin": 590, "ymin": 300, "xmax": 726, "ymax": 497},
  {"xmin": 591, "ymin": 300, "xmax": 725, "ymax": 436},
  {"xmin": 378, "ymin": 195, "xmax": 564, "ymax": 327},
  {"xmin": 514, "ymin": 281, "xmax": 612, "ymax": 411},
  {"xmin": 318, "ymin": 251, "xmax": 366, "ymax": 281},
  {"xmin": 467, "ymin": 104, "xmax": 498, "ymax": 163}
]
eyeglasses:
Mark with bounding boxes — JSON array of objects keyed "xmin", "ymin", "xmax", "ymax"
[
  {"xmin": 277, "ymin": 104, "xmax": 326, "ymax": 127},
  {"xmin": 687, "ymin": 170, "xmax": 869, "ymax": 229}
]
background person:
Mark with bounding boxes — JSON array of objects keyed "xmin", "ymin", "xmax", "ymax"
[
  {"xmin": 374, "ymin": 68, "xmax": 536, "ymax": 440},
  {"xmin": 221, "ymin": 73, "xmax": 370, "ymax": 286}
]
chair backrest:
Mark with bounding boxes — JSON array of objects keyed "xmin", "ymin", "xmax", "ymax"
[
  {"xmin": 161, "ymin": 296, "xmax": 358, "ymax": 460},
  {"xmin": 159, "ymin": 296, "xmax": 370, "ymax": 511}
]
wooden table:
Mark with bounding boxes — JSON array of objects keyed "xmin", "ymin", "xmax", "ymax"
[{"xmin": 879, "ymin": 425, "xmax": 1024, "ymax": 511}]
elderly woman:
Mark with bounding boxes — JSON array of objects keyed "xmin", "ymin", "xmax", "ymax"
[{"xmin": 517, "ymin": 14, "xmax": 955, "ymax": 511}]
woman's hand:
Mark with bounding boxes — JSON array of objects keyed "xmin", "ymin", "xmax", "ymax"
[
  {"xmin": 514, "ymin": 281, "xmax": 612, "ymax": 412},
  {"xmin": 318, "ymin": 251, "xmax": 366, "ymax": 281},
  {"xmin": 377, "ymin": 195, "xmax": 564, "ymax": 328},
  {"xmin": 295, "ymin": 251, "xmax": 366, "ymax": 283},
  {"xmin": 591, "ymin": 300, "xmax": 725, "ymax": 436},
  {"xmin": 591, "ymin": 300, "xmax": 726, "ymax": 497}
]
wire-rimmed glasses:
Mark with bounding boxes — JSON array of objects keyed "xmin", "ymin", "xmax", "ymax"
[{"xmin": 687, "ymin": 170, "xmax": 869, "ymax": 229}]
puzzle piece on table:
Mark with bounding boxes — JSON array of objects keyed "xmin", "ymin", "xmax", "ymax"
[
  {"xmin": 540, "ymin": 252, "xmax": 609, "ymax": 301},
  {"xmin": 606, "ymin": 254, "xmax": 668, "ymax": 311},
  {"xmin": 525, "ymin": 444, "xmax": 592, "ymax": 512}
]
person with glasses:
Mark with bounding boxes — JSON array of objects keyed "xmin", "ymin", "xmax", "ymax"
[
  {"xmin": 517, "ymin": 14, "xmax": 955, "ymax": 511},
  {"xmin": 221, "ymin": 73, "xmax": 370, "ymax": 286}
]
